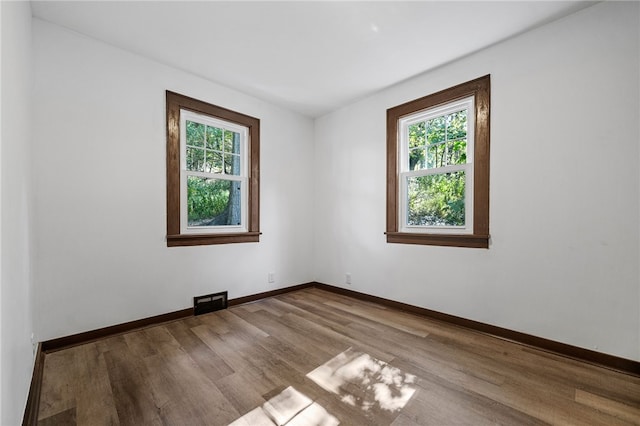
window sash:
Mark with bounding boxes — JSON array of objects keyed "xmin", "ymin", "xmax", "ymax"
[
  {"xmin": 180, "ymin": 110, "xmax": 248, "ymax": 177},
  {"xmin": 398, "ymin": 97, "xmax": 475, "ymax": 234},
  {"xmin": 180, "ymin": 172, "xmax": 248, "ymax": 234},
  {"xmin": 399, "ymin": 164, "xmax": 473, "ymax": 234},
  {"xmin": 179, "ymin": 109, "xmax": 249, "ymax": 234}
]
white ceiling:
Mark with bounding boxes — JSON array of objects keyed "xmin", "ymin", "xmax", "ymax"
[{"xmin": 31, "ymin": 1, "xmax": 596, "ymax": 117}]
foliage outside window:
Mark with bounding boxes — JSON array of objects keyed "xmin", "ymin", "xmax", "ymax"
[
  {"xmin": 166, "ymin": 91, "xmax": 260, "ymax": 246},
  {"xmin": 386, "ymin": 76, "xmax": 490, "ymax": 248}
]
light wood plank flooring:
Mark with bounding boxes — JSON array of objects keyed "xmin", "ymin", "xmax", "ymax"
[{"xmin": 38, "ymin": 288, "xmax": 640, "ymax": 425}]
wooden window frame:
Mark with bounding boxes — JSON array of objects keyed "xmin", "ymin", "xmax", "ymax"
[
  {"xmin": 386, "ymin": 75, "xmax": 490, "ymax": 248},
  {"xmin": 166, "ymin": 91, "xmax": 260, "ymax": 247}
]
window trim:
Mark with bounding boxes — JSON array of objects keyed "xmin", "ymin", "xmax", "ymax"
[
  {"xmin": 179, "ymin": 110, "xmax": 249, "ymax": 234},
  {"xmin": 386, "ymin": 75, "xmax": 490, "ymax": 248},
  {"xmin": 166, "ymin": 91, "xmax": 260, "ymax": 247}
]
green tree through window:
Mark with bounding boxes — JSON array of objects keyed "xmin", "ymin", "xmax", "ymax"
[
  {"xmin": 407, "ymin": 109, "xmax": 468, "ymax": 227},
  {"xmin": 185, "ymin": 121, "xmax": 242, "ymax": 226}
]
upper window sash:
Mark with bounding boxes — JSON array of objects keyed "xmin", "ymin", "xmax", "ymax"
[
  {"xmin": 180, "ymin": 110, "xmax": 249, "ymax": 179},
  {"xmin": 398, "ymin": 97, "xmax": 475, "ymax": 172}
]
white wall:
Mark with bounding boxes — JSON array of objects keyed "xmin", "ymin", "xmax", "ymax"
[
  {"xmin": 1, "ymin": 1, "xmax": 35, "ymax": 424},
  {"xmin": 314, "ymin": 1, "xmax": 640, "ymax": 361},
  {"xmin": 32, "ymin": 19, "xmax": 315, "ymax": 341}
]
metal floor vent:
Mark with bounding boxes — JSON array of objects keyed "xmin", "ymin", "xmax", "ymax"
[{"xmin": 193, "ymin": 291, "xmax": 228, "ymax": 316}]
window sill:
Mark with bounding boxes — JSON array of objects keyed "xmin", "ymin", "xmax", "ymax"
[
  {"xmin": 385, "ymin": 232, "xmax": 489, "ymax": 248},
  {"xmin": 167, "ymin": 232, "xmax": 261, "ymax": 247}
]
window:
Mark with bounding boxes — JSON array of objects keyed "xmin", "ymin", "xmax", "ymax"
[
  {"xmin": 166, "ymin": 91, "xmax": 260, "ymax": 246},
  {"xmin": 386, "ymin": 75, "xmax": 490, "ymax": 248}
]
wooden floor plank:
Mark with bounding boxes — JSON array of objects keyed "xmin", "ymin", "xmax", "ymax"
[
  {"xmin": 144, "ymin": 325, "xmax": 241, "ymax": 424},
  {"xmin": 575, "ymin": 388, "xmax": 640, "ymax": 424},
  {"xmin": 37, "ymin": 407, "xmax": 76, "ymax": 426},
  {"xmin": 214, "ymin": 373, "xmax": 267, "ymax": 417},
  {"xmin": 399, "ymin": 378, "xmax": 544, "ymax": 426},
  {"xmin": 122, "ymin": 329, "xmax": 157, "ymax": 359},
  {"xmin": 164, "ymin": 319, "xmax": 235, "ymax": 381},
  {"xmin": 232, "ymin": 309, "xmax": 337, "ymax": 365},
  {"xmin": 257, "ymin": 335, "xmax": 329, "ymax": 377},
  {"xmin": 37, "ymin": 346, "xmax": 80, "ymax": 421},
  {"xmin": 323, "ymin": 299, "xmax": 429, "ymax": 337},
  {"xmin": 191, "ymin": 321, "xmax": 283, "ymax": 397},
  {"xmin": 138, "ymin": 353, "xmax": 182, "ymax": 423},
  {"xmin": 102, "ymin": 336, "xmax": 164, "ymax": 425},
  {"xmin": 38, "ymin": 288, "xmax": 640, "ymax": 425},
  {"xmin": 74, "ymin": 344, "xmax": 120, "ymax": 426},
  {"xmin": 268, "ymin": 297, "xmax": 398, "ymax": 363}
]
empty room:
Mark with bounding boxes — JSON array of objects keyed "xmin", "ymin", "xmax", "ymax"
[{"xmin": 2, "ymin": 1, "xmax": 639, "ymax": 425}]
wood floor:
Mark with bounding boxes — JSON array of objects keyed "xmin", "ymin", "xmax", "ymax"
[{"xmin": 37, "ymin": 288, "xmax": 640, "ymax": 425}]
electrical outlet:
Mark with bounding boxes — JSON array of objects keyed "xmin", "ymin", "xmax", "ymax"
[
  {"xmin": 345, "ymin": 273, "xmax": 352, "ymax": 285},
  {"xmin": 268, "ymin": 272, "xmax": 275, "ymax": 283}
]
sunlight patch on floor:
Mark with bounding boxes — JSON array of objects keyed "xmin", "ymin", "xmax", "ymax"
[
  {"xmin": 228, "ymin": 386, "xmax": 339, "ymax": 426},
  {"xmin": 307, "ymin": 347, "xmax": 416, "ymax": 413},
  {"xmin": 229, "ymin": 348, "xmax": 416, "ymax": 425}
]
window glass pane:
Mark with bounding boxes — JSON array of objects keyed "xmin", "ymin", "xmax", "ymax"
[
  {"xmin": 414, "ymin": 109, "xmax": 468, "ymax": 169},
  {"xmin": 408, "ymin": 122, "xmax": 426, "ymax": 149},
  {"xmin": 409, "ymin": 147, "xmax": 425, "ymax": 170},
  {"xmin": 426, "ymin": 145, "xmax": 444, "ymax": 168},
  {"xmin": 186, "ymin": 147, "xmax": 205, "ymax": 172},
  {"xmin": 206, "ymin": 126, "xmax": 223, "ymax": 150},
  {"xmin": 206, "ymin": 151, "xmax": 223, "ymax": 174},
  {"xmin": 426, "ymin": 116, "xmax": 445, "ymax": 144},
  {"xmin": 446, "ymin": 110, "xmax": 467, "ymax": 140},
  {"xmin": 232, "ymin": 132, "xmax": 241, "ymax": 155},
  {"xmin": 446, "ymin": 140, "xmax": 467, "ymax": 165},
  {"xmin": 187, "ymin": 176, "xmax": 242, "ymax": 227},
  {"xmin": 407, "ymin": 171, "xmax": 465, "ymax": 226},
  {"xmin": 223, "ymin": 130, "xmax": 241, "ymax": 154},
  {"xmin": 224, "ymin": 153, "xmax": 241, "ymax": 176},
  {"xmin": 186, "ymin": 121, "xmax": 205, "ymax": 147}
]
